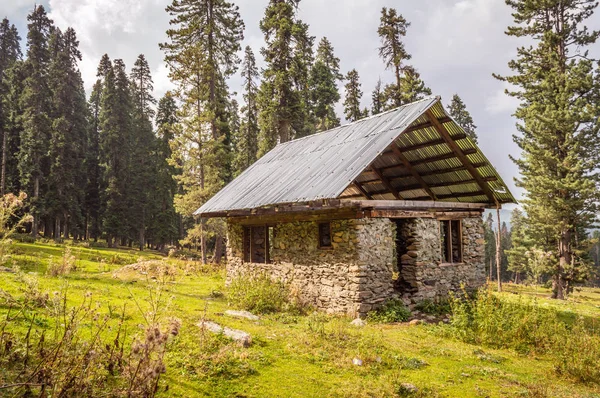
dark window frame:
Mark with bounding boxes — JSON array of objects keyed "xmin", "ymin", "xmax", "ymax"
[
  {"xmin": 242, "ymin": 225, "xmax": 272, "ymax": 264},
  {"xmin": 318, "ymin": 222, "xmax": 333, "ymax": 249},
  {"xmin": 439, "ymin": 219, "xmax": 463, "ymax": 264}
]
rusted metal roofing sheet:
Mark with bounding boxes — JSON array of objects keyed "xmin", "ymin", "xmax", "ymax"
[{"xmin": 195, "ymin": 96, "xmax": 516, "ymax": 216}]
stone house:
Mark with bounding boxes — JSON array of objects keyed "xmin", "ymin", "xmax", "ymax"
[{"xmin": 195, "ymin": 96, "xmax": 515, "ymax": 317}]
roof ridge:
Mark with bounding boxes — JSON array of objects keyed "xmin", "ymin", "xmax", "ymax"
[{"xmin": 275, "ymin": 96, "xmax": 440, "ymax": 148}]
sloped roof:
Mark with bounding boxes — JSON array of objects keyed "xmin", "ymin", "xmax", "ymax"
[{"xmin": 195, "ymin": 96, "xmax": 515, "ymax": 217}]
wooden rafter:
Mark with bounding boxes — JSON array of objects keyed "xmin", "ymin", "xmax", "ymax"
[
  {"xmin": 353, "ymin": 181, "xmax": 372, "ymax": 200},
  {"xmin": 397, "ymin": 133, "xmax": 467, "ymax": 153},
  {"xmin": 371, "ymin": 166, "xmax": 402, "ymax": 200},
  {"xmin": 426, "ymin": 109, "xmax": 496, "ymax": 203},
  {"xmin": 341, "ymin": 177, "xmax": 498, "ymax": 198},
  {"xmin": 389, "ymin": 143, "xmax": 437, "ymax": 200},
  {"xmin": 402, "ymin": 116, "xmax": 452, "ymax": 135},
  {"xmin": 357, "ymin": 162, "xmax": 489, "ymax": 184}
]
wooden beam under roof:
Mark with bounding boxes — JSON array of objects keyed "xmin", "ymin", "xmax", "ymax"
[
  {"xmin": 352, "ymin": 181, "xmax": 372, "ymax": 200},
  {"xmin": 341, "ymin": 177, "xmax": 498, "ymax": 198},
  {"xmin": 371, "ymin": 166, "xmax": 403, "ymax": 200},
  {"xmin": 344, "ymin": 199, "xmax": 486, "ymax": 210},
  {"xmin": 397, "ymin": 133, "xmax": 467, "ymax": 153},
  {"xmin": 426, "ymin": 109, "xmax": 496, "ymax": 203},
  {"xmin": 357, "ymin": 162, "xmax": 489, "ymax": 184},
  {"xmin": 402, "ymin": 116, "xmax": 452, "ymax": 135},
  {"xmin": 389, "ymin": 142, "xmax": 437, "ymax": 200}
]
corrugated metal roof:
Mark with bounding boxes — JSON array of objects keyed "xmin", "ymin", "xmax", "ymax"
[{"xmin": 195, "ymin": 96, "xmax": 516, "ymax": 216}]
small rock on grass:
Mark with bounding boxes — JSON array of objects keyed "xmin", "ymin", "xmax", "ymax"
[
  {"xmin": 224, "ymin": 310, "xmax": 260, "ymax": 321},
  {"xmin": 350, "ymin": 318, "xmax": 366, "ymax": 327},
  {"xmin": 352, "ymin": 358, "xmax": 363, "ymax": 366},
  {"xmin": 399, "ymin": 383, "xmax": 418, "ymax": 394},
  {"xmin": 408, "ymin": 319, "xmax": 423, "ymax": 326},
  {"xmin": 0, "ymin": 266, "xmax": 14, "ymax": 273},
  {"xmin": 198, "ymin": 320, "xmax": 252, "ymax": 347}
]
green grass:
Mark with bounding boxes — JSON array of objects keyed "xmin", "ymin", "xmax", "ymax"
[{"xmin": 1, "ymin": 242, "xmax": 600, "ymax": 397}]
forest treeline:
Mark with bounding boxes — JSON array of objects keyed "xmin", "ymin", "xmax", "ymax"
[
  {"xmin": 2, "ymin": 0, "xmax": 600, "ymax": 296},
  {"xmin": 0, "ymin": 3, "xmax": 475, "ymax": 257}
]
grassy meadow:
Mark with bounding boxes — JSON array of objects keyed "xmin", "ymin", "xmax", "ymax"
[{"xmin": 0, "ymin": 241, "xmax": 599, "ymax": 397}]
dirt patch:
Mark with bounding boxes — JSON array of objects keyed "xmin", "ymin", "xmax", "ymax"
[{"xmin": 112, "ymin": 260, "xmax": 178, "ymax": 280}]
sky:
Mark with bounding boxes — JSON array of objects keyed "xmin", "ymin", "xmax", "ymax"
[{"xmin": 5, "ymin": 0, "xmax": 599, "ymax": 220}]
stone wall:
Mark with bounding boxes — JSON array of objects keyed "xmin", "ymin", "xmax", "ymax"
[
  {"xmin": 396, "ymin": 217, "xmax": 486, "ymax": 303},
  {"xmin": 226, "ymin": 218, "xmax": 395, "ymax": 317},
  {"xmin": 226, "ymin": 215, "xmax": 485, "ymax": 316}
]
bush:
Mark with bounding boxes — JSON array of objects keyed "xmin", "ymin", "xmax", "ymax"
[
  {"xmin": 47, "ymin": 246, "xmax": 77, "ymax": 276},
  {"xmin": 445, "ymin": 287, "xmax": 600, "ymax": 384},
  {"xmin": 413, "ymin": 298, "xmax": 451, "ymax": 316},
  {"xmin": 367, "ymin": 299, "xmax": 411, "ymax": 323},
  {"xmin": 228, "ymin": 272, "xmax": 298, "ymax": 314}
]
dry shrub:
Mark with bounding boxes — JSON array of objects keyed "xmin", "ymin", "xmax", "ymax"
[
  {"xmin": 47, "ymin": 246, "xmax": 77, "ymax": 276},
  {"xmin": 0, "ymin": 276, "xmax": 180, "ymax": 397},
  {"xmin": 228, "ymin": 272, "xmax": 305, "ymax": 314}
]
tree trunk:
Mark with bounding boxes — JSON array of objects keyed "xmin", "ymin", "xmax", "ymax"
[
  {"xmin": 54, "ymin": 217, "xmax": 61, "ymax": 241},
  {"xmin": 63, "ymin": 214, "xmax": 69, "ymax": 240},
  {"xmin": 553, "ymin": 231, "xmax": 570, "ymax": 300},
  {"xmin": 0, "ymin": 128, "xmax": 6, "ymax": 196},
  {"xmin": 279, "ymin": 119, "xmax": 291, "ymax": 143},
  {"xmin": 496, "ymin": 206, "xmax": 502, "ymax": 292},
  {"xmin": 200, "ymin": 218, "xmax": 207, "ymax": 264},
  {"xmin": 139, "ymin": 209, "xmax": 145, "ymax": 251},
  {"xmin": 31, "ymin": 176, "xmax": 40, "ymax": 238},
  {"xmin": 212, "ymin": 234, "xmax": 224, "ymax": 264}
]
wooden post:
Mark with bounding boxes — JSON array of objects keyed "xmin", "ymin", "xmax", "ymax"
[{"xmin": 496, "ymin": 204, "xmax": 502, "ymax": 292}]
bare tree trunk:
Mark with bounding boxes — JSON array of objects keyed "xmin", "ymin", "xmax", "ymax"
[
  {"xmin": 31, "ymin": 176, "xmax": 40, "ymax": 239},
  {"xmin": 54, "ymin": 217, "xmax": 61, "ymax": 241},
  {"xmin": 1, "ymin": 128, "xmax": 6, "ymax": 196},
  {"xmin": 139, "ymin": 209, "xmax": 145, "ymax": 251},
  {"xmin": 212, "ymin": 235, "xmax": 224, "ymax": 264},
  {"xmin": 200, "ymin": 218, "xmax": 207, "ymax": 264},
  {"xmin": 496, "ymin": 206, "xmax": 502, "ymax": 292},
  {"xmin": 553, "ymin": 231, "xmax": 570, "ymax": 299}
]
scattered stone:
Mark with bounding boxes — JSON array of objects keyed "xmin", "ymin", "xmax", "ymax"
[
  {"xmin": 375, "ymin": 356, "xmax": 382, "ymax": 363},
  {"xmin": 198, "ymin": 320, "xmax": 252, "ymax": 347},
  {"xmin": 0, "ymin": 266, "xmax": 14, "ymax": 273},
  {"xmin": 352, "ymin": 358, "xmax": 363, "ymax": 366},
  {"xmin": 350, "ymin": 318, "xmax": 366, "ymax": 327},
  {"xmin": 461, "ymin": 373, "xmax": 471, "ymax": 378},
  {"xmin": 409, "ymin": 319, "xmax": 423, "ymax": 326},
  {"xmin": 399, "ymin": 383, "xmax": 418, "ymax": 394},
  {"xmin": 224, "ymin": 310, "xmax": 260, "ymax": 321}
]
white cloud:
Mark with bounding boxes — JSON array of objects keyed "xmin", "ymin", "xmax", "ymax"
[{"xmin": 485, "ymin": 82, "xmax": 520, "ymax": 115}]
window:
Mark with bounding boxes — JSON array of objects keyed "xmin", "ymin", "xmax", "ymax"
[
  {"xmin": 318, "ymin": 222, "xmax": 332, "ymax": 249},
  {"xmin": 242, "ymin": 226, "xmax": 272, "ymax": 263},
  {"xmin": 440, "ymin": 220, "xmax": 462, "ymax": 263}
]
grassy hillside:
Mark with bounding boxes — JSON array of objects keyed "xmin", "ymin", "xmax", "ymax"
[{"xmin": 1, "ymin": 242, "xmax": 599, "ymax": 397}]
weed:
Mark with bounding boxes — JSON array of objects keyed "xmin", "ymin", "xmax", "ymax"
[
  {"xmin": 367, "ymin": 299, "xmax": 411, "ymax": 323},
  {"xmin": 228, "ymin": 272, "xmax": 302, "ymax": 314},
  {"xmin": 413, "ymin": 298, "xmax": 451, "ymax": 316},
  {"xmin": 47, "ymin": 246, "xmax": 77, "ymax": 276}
]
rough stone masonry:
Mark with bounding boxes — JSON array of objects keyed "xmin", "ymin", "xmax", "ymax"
[{"xmin": 226, "ymin": 216, "xmax": 485, "ymax": 318}]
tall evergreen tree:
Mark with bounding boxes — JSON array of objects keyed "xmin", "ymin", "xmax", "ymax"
[
  {"xmin": 19, "ymin": 5, "xmax": 54, "ymax": 237},
  {"xmin": 291, "ymin": 21, "xmax": 316, "ymax": 137},
  {"xmin": 447, "ymin": 94, "xmax": 477, "ymax": 143},
  {"xmin": 310, "ymin": 37, "xmax": 341, "ymax": 131},
  {"xmin": 496, "ymin": 0, "xmax": 600, "ymax": 299},
  {"xmin": 343, "ymin": 69, "xmax": 367, "ymax": 122},
  {"xmin": 130, "ymin": 54, "xmax": 156, "ymax": 250},
  {"xmin": 0, "ymin": 18, "xmax": 21, "ymax": 196},
  {"xmin": 258, "ymin": 0, "xmax": 304, "ymax": 154},
  {"xmin": 47, "ymin": 27, "xmax": 89, "ymax": 240},
  {"xmin": 161, "ymin": 0, "xmax": 244, "ymax": 262},
  {"xmin": 234, "ymin": 46, "xmax": 259, "ymax": 175},
  {"xmin": 506, "ymin": 208, "xmax": 531, "ymax": 283},
  {"xmin": 371, "ymin": 77, "xmax": 384, "ymax": 115},
  {"xmin": 98, "ymin": 57, "xmax": 132, "ymax": 247},
  {"xmin": 86, "ymin": 79, "xmax": 102, "ymax": 241},
  {"xmin": 150, "ymin": 92, "xmax": 180, "ymax": 250},
  {"xmin": 396, "ymin": 65, "xmax": 431, "ymax": 105}
]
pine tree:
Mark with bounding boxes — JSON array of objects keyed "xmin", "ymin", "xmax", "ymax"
[
  {"xmin": 150, "ymin": 92, "xmax": 180, "ymax": 250},
  {"xmin": 396, "ymin": 65, "xmax": 431, "ymax": 105},
  {"xmin": 47, "ymin": 27, "xmax": 89, "ymax": 240},
  {"xmin": 496, "ymin": 0, "xmax": 600, "ymax": 299},
  {"xmin": 0, "ymin": 18, "xmax": 21, "ymax": 196},
  {"xmin": 19, "ymin": 5, "xmax": 54, "ymax": 238},
  {"xmin": 371, "ymin": 78, "xmax": 384, "ymax": 115},
  {"xmin": 447, "ymin": 94, "xmax": 477, "ymax": 143},
  {"xmin": 258, "ymin": 0, "xmax": 303, "ymax": 154},
  {"xmin": 98, "ymin": 57, "xmax": 132, "ymax": 247},
  {"xmin": 130, "ymin": 54, "xmax": 156, "ymax": 250},
  {"xmin": 343, "ymin": 69, "xmax": 367, "ymax": 122},
  {"xmin": 234, "ymin": 46, "xmax": 259, "ymax": 175},
  {"xmin": 506, "ymin": 208, "xmax": 531, "ymax": 283},
  {"xmin": 86, "ymin": 79, "xmax": 102, "ymax": 241},
  {"xmin": 2, "ymin": 62, "xmax": 25, "ymax": 196},
  {"xmin": 310, "ymin": 37, "xmax": 341, "ymax": 131},
  {"xmin": 161, "ymin": 0, "xmax": 244, "ymax": 262},
  {"xmin": 291, "ymin": 21, "xmax": 316, "ymax": 137}
]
